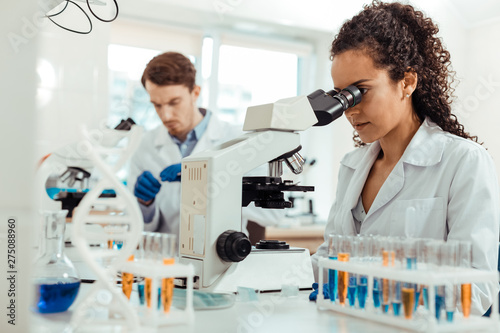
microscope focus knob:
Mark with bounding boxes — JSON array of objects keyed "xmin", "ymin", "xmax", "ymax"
[{"xmin": 216, "ymin": 230, "xmax": 252, "ymax": 262}]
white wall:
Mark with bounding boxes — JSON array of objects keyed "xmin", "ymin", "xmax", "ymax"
[
  {"xmin": 414, "ymin": 2, "xmax": 500, "ymax": 187},
  {"xmin": 36, "ymin": 13, "xmax": 111, "ymax": 159},
  {"xmin": 460, "ymin": 20, "xmax": 500, "ymax": 170},
  {"xmin": 1, "ymin": 2, "xmax": 38, "ymax": 332}
]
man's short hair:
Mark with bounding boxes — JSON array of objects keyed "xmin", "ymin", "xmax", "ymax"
[{"xmin": 141, "ymin": 52, "xmax": 196, "ymax": 91}]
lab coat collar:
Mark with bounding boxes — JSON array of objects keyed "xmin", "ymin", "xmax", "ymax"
[
  {"xmin": 191, "ymin": 111, "xmax": 234, "ymax": 155},
  {"xmin": 340, "ymin": 141, "xmax": 380, "ymax": 170},
  {"xmin": 339, "ymin": 142, "xmax": 381, "ymax": 234},
  {"xmin": 400, "ymin": 117, "xmax": 446, "ymax": 167},
  {"xmin": 154, "ymin": 125, "xmax": 174, "ymax": 148},
  {"xmin": 340, "ymin": 117, "xmax": 445, "ymax": 170}
]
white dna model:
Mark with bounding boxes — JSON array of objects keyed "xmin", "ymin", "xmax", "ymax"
[
  {"xmin": 67, "ymin": 124, "xmax": 194, "ymax": 332},
  {"xmin": 69, "ymin": 124, "xmax": 144, "ymax": 331}
]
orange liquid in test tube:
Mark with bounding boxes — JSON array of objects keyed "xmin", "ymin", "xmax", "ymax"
[
  {"xmin": 402, "ymin": 287, "xmax": 415, "ymax": 319},
  {"xmin": 382, "ymin": 251, "xmax": 390, "ymax": 307},
  {"xmin": 461, "ymin": 284, "xmax": 471, "ymax": 318},
  {"xmin": 145, "ymin": 277, "xmax": 152, "ymax": 308},
  {"xmin": 161, "ymin": 258, "xmax": 175, "ymax": 312},
  {"xmin": 122, "ymin": 255, "xmax": 134, "ymax": 299},
  {"xmin": 337, "ymin": 253, "xmax": 350, "ymax": 305}
]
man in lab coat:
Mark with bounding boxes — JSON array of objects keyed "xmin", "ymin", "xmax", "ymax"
[{"xmin": 128, "ymin": 52, "xmax": 279, "ymax": 236}]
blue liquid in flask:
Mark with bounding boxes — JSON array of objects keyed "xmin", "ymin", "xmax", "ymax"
[{"xmin": 34, "ymin": 277, "xmax": 80, "ymax": 313}]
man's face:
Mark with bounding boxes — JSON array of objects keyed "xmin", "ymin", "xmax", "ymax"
[{"xmin": 145, "ymin": 81, "xmax": 201, "ymax": 140}]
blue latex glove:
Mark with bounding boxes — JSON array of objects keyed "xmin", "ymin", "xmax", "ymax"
[
  {"xmin": 160, "ymin": 163, "xmax": 182, "ymax": 182},
  {"xmin": 309, "ymin": 282, "xmax": 330, "ymax": 302},
  {"xmin": 134, "ymin": 171, "xmax": 161, "ymax": 202}
]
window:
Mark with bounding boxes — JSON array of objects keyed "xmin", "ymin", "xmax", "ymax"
[{"xmin": 216, "ymin": 44, "xmax": 298, "ymax": 124}]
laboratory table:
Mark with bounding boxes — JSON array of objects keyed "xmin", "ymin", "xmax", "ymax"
[{"xmin": 31, "ymin": 283, "xmax": 462, "ymax": 333}]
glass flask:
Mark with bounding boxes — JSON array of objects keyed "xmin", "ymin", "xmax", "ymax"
[{"xmin": 32, "ymin": 210, "xmax": 81, "ymax": 313}]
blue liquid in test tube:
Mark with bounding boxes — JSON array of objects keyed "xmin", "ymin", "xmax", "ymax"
[
  {"xmin": 357, "ymin": 276, "xmax": 368, "ymax": 309},
  {"xmin": 406, "ymin": 257, "xmax": 416, "ymax": 270},
  {"xmin": 373, "ymin": 278, "xmax": 381, "ymax": 308},
  {"xmin": 392, "ymin": 281, "xmax": 402, "ymax": 316},
  {"xmin": 348, "ymin": 274, "xmax": 357, "ymax": 307},
  {"xmin": 158, "ymin": 287, "xmax": 162, "ymax": 310},
  {"xmin": 415, "ymin": 288, "xmax": 421, "ymax": 311},
  {"xmin": 435, "ymin": 287, "xmax": 445, "ymax": 321},
  {"xmin": 328, "ymin": 256, "xmax": 338, "ymax": 302},
  {"xmin": 422, "ymin": 287, "xmax": 429, "ymax": 309},
  {"xmin": 138, "ymin": 284, "xmax": 145, "ymax": 305}
]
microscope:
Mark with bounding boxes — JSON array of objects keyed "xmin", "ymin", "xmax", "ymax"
[
  {"xmin": 37, "ymin": 118, "xmax": 136, "ymax": 214},
  {"xmin": 179, "ymin": 86, "xmax": 362, "ymax": 292}
]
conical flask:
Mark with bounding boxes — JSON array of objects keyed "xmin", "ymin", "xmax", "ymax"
[{"xmin": 32, "ymin": 210, "xmax": 81, "ymax": 313}]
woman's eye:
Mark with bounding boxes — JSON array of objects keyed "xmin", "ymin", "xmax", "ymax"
[{"xmin": 359, "ymin": 88, "xmax": 368, "ymax": 95}]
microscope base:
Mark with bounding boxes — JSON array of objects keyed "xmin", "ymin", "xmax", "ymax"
[{"xmin": 200, "ymin": 247, "xmax": 314, "ymax": 293}]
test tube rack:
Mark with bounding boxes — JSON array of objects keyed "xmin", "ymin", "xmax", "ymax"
[
  {"xmin": 119, "ymin": 260, "xmax": 195, "ymax": 328},
  {"xmin": 317, "ymin": 258, "xmax": 499, "ymax": 333}
]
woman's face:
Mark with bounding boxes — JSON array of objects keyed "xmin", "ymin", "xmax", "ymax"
[{"xmin": 331, "ymin": 49, "xmax": 411, "ymax": 144}]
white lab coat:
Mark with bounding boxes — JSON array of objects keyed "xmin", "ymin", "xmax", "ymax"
[
  {"xmin": 311, "ymin": 118, "xmax": 500, "ymax": 315},
  {"xmin": 128, "ymin": 112, "xmax": 283, "ymax": 237}
]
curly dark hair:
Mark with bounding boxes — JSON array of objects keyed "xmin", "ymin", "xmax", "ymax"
[{"xmin": 331, "ymin": 0, "xmax": 479, "ymax": 147}]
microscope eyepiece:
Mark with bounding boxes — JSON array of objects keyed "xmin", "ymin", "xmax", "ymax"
[{"xmin": 309, "ymin": 85, "xmax": 362, "ymax": 126}]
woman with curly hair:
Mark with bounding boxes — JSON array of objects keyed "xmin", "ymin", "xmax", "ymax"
[{"xmin": 312, "ymin": 1, "xmax": 499, "ymax": 316}]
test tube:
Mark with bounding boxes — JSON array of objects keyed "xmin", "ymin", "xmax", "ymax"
[
  {"xmin": 348, "ymin": 236, "xmax": 359, "ymax": 307},
  {"xmin": 144, "ymin": 232, "xmax": 157, "ymax": 308},
  {"xmin": 370, "ymin": 235, "xmax": 381, "ymax": 309},
  {"xmin": 390, "ymin": 238, "xmax": 403, "ymax": 316},
  {"xmin": 152, "ymin": 233, "xmax": 164, "ymax": 309},
  {"xmin": 442, "ymin": 241, "xmax": 458, "ymax": 322},
  {"xmin": 428, "ymin": 240, "xmax": 445, "ymax": 321},
  {"xmin": 337, "ymin": 235, "xmax": 352, "ymax": 306},
  {"xmin": 356, "ymin": 235, "xmax": 368, "ymax": 309},
  {"xmin": 422, "ymin": 238, "xmax": 441, "ymax": 311},
  {"xmin": 121, "ymin": 254, "xmax": 135, "ymax": 299},
  {"xmin": 327, "ymin": 234, "xmax": 340, "ymax": 302},
  {"xmin": 416, "ymin": 238, "xmax": 428, "ymax": 310},
  {"xmin": 402, "ymin": 238, "xmax": 417, "ymax": 319},
  {"xmin": 458, "ymin": 241, "xmax": 472, "ymax": 318},
  {"xmin": 160, "ymin": 234, "xmax": 176, "ymax": 313},
  {"xmin": 380, "ymin": 237, "xmax": 391, "ymax": 314},
  {"xmin": 137, "ymin": 232, "xmax": 148, "ymax": 306}
]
